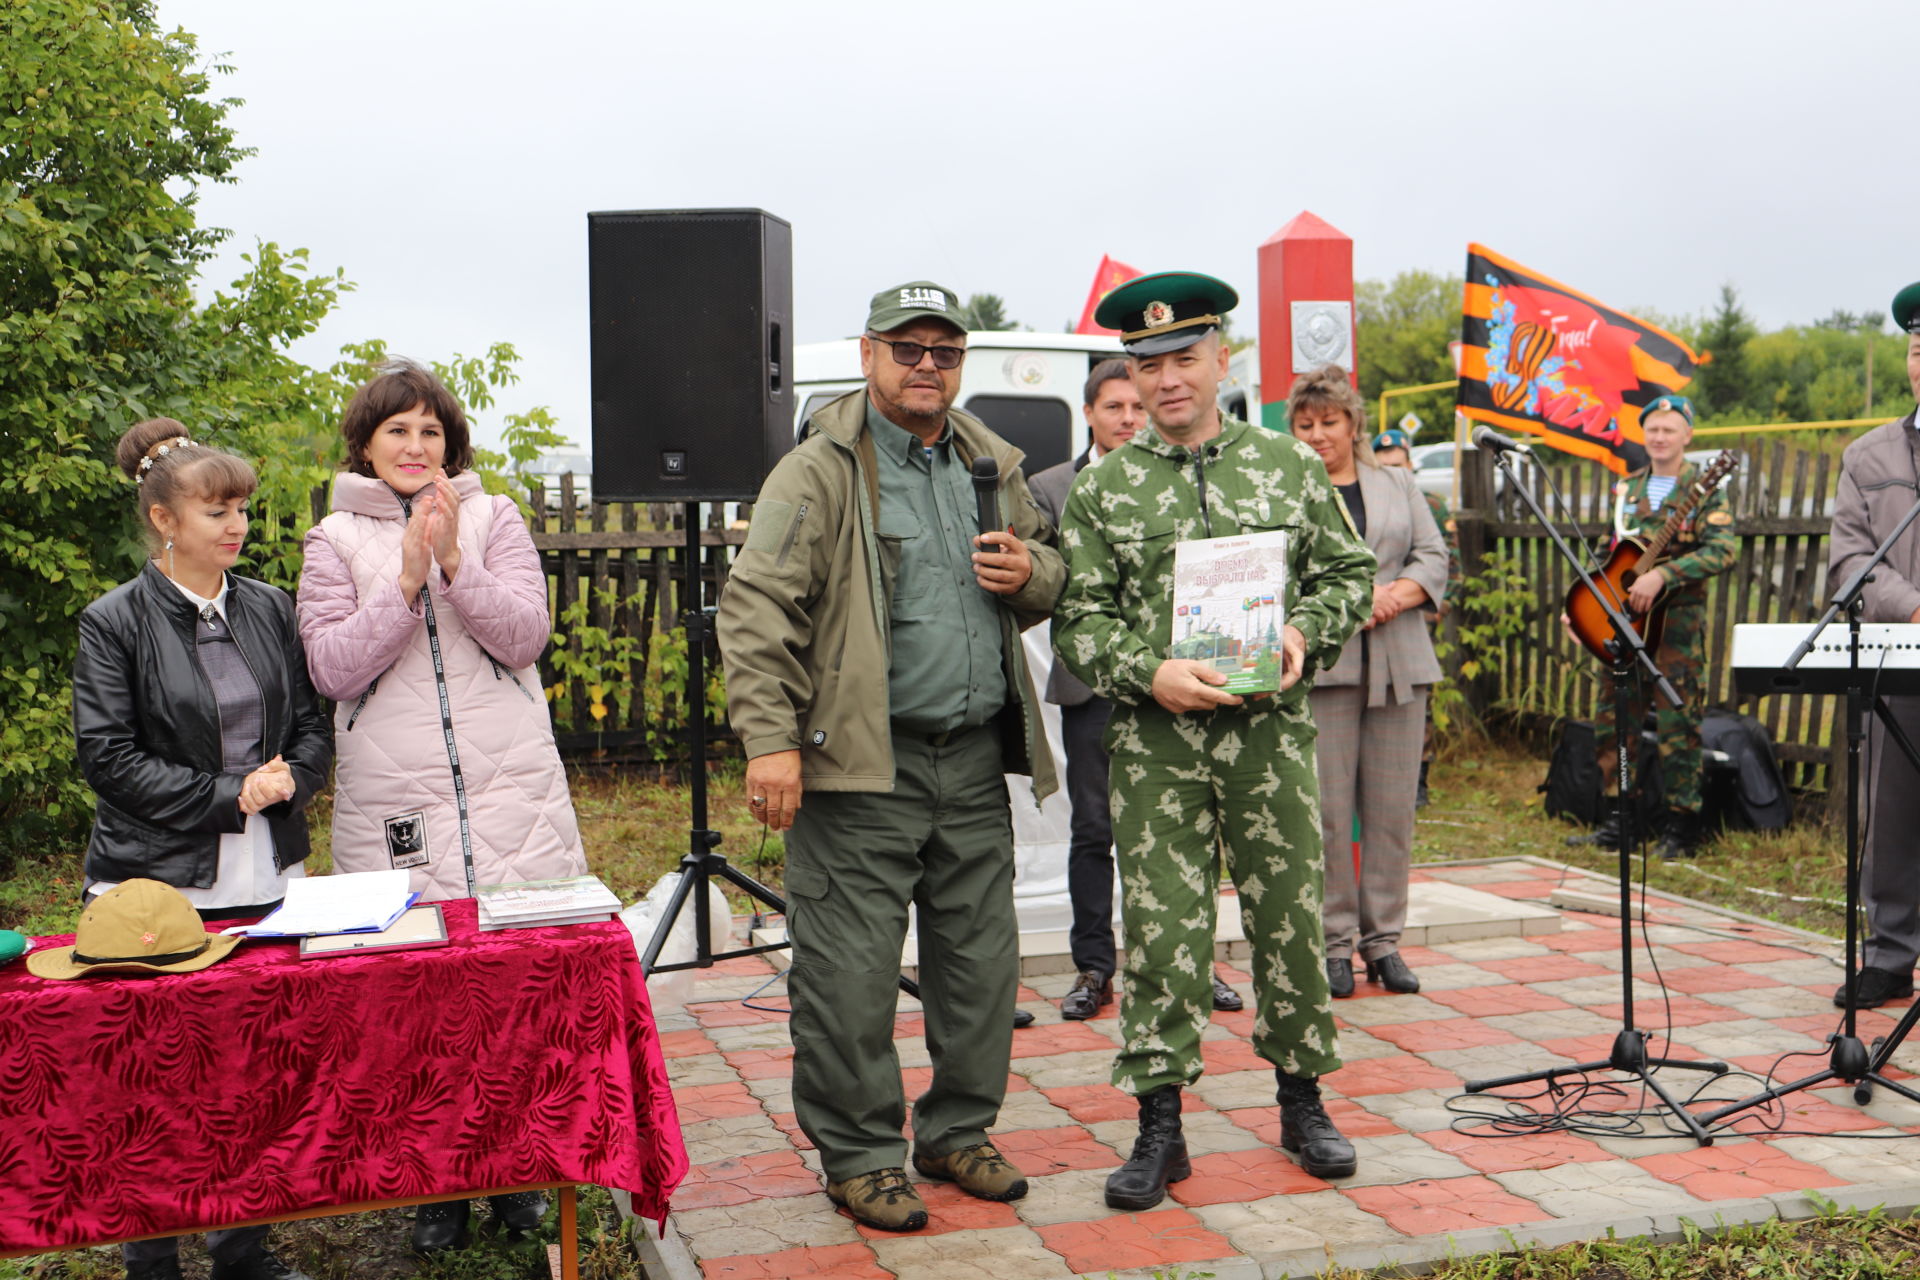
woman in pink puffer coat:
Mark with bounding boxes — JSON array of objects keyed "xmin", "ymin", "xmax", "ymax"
[{"xmin": 297, "ymin": 360, "xmax": 585, "ymax": 1249}]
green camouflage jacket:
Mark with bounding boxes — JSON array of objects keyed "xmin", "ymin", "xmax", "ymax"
[
  {"xmin": 1053, "ymin": 415, "xmax": 1376, "ymax": 708},
  {"xmin": 1609, "ymin": 459, "xmax": 1738, "ymax": 602}
]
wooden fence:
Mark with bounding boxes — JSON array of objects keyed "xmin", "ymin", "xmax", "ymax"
[
  {"xmin": 1451, "ymin": 441, "xmax": 1843, "ymax": 803},
  {"xmin": 311, "ymin": 448, "xmax": 1854, "ymax": 797}
]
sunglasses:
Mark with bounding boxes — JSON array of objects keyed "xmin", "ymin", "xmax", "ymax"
[{"xmin": 870, "ymin": 335, "xmax": 966, "ymax": 371}]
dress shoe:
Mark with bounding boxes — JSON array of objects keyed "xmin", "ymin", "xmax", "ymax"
[
  {"xmin": 1364, "ymin": 951, "xmax": 1420, "ymax": 994},
  {"xmin": 826, "ymin": 1167, "xmax": 927, "ymax": 1231},
  {"xmin": 1104, "ymin": 1086, "xmax": 1190, "ymax": 1211},
  {"xmin": 488, "ymin": 1190, "xmax": 548, "ymax": 1231},
  {"xmin": 1326, "ymin": 956, "xmax": 1355, "ymax": 999},
  {"xmin": 1416, "ymin": 760, "xmax": 1431, "ymax": 809},
  {"xmin": 1276, "ymin": 1071, "xmax": 1356, "ymax": 1179},
  {"xmin": 1012, "ymin": 1008, "xmax": 1035, "ymax": 1029},
  {"xmin": 1210, "ymin": 972, "xmax": 1243, "ymax": 1012},
  {"xmin": 913, "ymin": 1141, "xmax": 1028, "ymax": 1201},
  {"xmin": 1060, "ymin": 970, "xmax": 1113, "ymax": 1021},
  {"xmin": 1834, "ymin": 966, "xmax": 1915, "ymax": 1009},
  {"xmin": 210, "ymin": 1248, "xmax": 312, "ymax": 1280},
  {"xmin": 410, "ymin": 1198, "xmax": 471, "ymax": 1254},
  {"xmin": 127, "ymin": 1259, "xmax": 183, "ymax": 1280}
]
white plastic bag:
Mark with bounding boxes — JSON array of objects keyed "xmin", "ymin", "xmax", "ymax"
[{"xmin": 621, "ymin": 870, "xmax": 734, "ymax": 1014}]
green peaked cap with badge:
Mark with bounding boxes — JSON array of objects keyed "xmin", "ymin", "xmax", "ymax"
[
  {"xmin": 1094, "ymin": 270, "xmax": 1239, "ymax": 356},
  {"xmin": 1893, "ymin": 281, "xmax": 1920, "ymax": 335}
]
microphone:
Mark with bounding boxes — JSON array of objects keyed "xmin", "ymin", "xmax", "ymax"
[
  {"xmin": 1471, "ymin": 424, "xmax": 1535, "ymax": 457},
  {"xmin": 972, "ymin": 455, "xmax": 1001, "ymax": 546}
]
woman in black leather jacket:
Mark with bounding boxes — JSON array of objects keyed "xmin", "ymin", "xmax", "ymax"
[
  {"xmin": 68, "ymin": 419, "xmax": 331, "ymax": 1280},
  {"xmin": 73, "ymin": 418, "xmax": 332, "ymax": 924}
]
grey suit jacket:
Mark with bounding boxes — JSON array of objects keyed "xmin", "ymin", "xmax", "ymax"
[
  {"xmin": 1030, "ymin": 451, "xmax": 1098, "ymax": 706},
  {"xmin": 1318, "ymin": 462, "xmax": 1449, "ymax": 706}
]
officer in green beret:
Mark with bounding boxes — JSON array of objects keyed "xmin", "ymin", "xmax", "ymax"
[
  {"xmin": 1826, "ymin": 281, "xmax": 1920, "ymax": 1009},
  {"xmin": 1053, "ymin": 271, "xmax": 1376, "ymax": 1209}
]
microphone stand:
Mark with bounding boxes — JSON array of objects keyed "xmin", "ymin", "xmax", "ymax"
[
  {"xmin": 1698, "ymin": 490, "xmax": 1920, "ymax": 1124},
  {"xmin": 1462, "ymin": 449, "xmax": 1726, "ymax": 1146}
]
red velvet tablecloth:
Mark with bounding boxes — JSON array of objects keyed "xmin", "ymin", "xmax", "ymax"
[{"xmin": 0, "ymin": 900, "xmax": 687, "ymax": 1252}]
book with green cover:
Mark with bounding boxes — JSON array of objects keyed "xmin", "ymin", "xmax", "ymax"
[{"xmin": 1170, "ymin": 530, "xmax": 1290, "ymax": 694}]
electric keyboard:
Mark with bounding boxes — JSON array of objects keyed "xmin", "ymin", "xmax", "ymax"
[{"xmin": 1731, "ymin": 623, "xmax": 1920, "ymax": 696}]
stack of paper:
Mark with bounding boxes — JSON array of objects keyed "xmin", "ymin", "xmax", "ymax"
[
  {"xmin": 222, "ymin": 870, "xmax": 419, "ymax": 937},
  {"xmin": 475, "ymin": 875, "xmax": 622, "ymax": 931}
]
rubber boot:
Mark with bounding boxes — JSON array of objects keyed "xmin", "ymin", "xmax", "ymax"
[{"xmin": 1103, "ymin": 1086, "xmax": 1190, "ymax": 1210}]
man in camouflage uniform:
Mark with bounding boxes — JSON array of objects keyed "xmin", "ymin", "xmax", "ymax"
[
  {"xmin": 1580, "ymin": 394, "xmax": 1736, "ymax": 859},
  {"xmin": 1373, "ymin": 428, "xmax": 1460, "ymax": 806},
  {"xmin": 1053, "ymin": 272, "xmax": 1375, "ymax": 1210}
]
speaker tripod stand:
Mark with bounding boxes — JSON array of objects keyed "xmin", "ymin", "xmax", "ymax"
[{"xmin": 1462, "ymin": 449, "xmax": 1726, "ymax": 1145}]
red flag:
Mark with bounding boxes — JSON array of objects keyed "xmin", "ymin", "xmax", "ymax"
[
  {"xmin": 1457, "ymin": 244, "xmax": 1704, "ymax": 475},
  {"xmin": 1075, "ymin": 255, "xmax": 1143, "ymax": 335}
]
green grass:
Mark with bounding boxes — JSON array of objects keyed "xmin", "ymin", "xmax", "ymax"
[
  {"xmin": 1319, "ymin": 1202, "xmax": 1920, "ymax": 1278},
  {"xmin": 1418, "ymin": 736, "xmax": 1847, "ymax": 937}
]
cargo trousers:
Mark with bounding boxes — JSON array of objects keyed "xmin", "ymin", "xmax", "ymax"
[
  {"xmin": 1107, "ymin": 696, "xmax": 1342, "ymax": 1095},
  {"xmin": 782, "ymin": 723, "xmax": 1019, "ymax": 1182}
]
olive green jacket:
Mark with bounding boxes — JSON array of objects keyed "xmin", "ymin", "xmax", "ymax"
[
  {"xmin": 1053, "ymin": 415, "xmax": 1376, "ymax": 708},
  {"xmin": 717, "ymin": 390, "xmax": 1063, "ymax": 798}
]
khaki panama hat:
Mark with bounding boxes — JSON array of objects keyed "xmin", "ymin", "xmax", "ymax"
[{"xmin": 27, "ymin": 878, "xmax": 240, "ymax": 980}]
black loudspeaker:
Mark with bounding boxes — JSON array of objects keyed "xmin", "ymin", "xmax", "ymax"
[{"xmin": 588, "ymin": 208, "xmax": 793, "ymax": 501}]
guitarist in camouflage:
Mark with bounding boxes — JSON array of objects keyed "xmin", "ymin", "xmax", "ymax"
[{"xmin": 1572, "ymin": 395, "xmax": 1737, "ymax": 859}]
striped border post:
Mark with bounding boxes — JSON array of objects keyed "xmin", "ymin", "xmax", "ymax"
[{"xmin": 1257, "ymin": 210, "xmax": 1357, "ymax": 431}]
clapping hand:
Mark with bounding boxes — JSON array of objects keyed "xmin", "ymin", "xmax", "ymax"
[
  {"xmin": 239, "ymin": 755, "xmax": 296, "ymax": 816},
  {"xmin": 425, "ymin": 470, "xmax": 461, "ymax": 582}
]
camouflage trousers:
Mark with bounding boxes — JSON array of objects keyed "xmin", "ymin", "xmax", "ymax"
[
  {"xmin": 1106, "ymin": 696, "xmax": 1341, "ymax": 1095},
  {"xmin": 1593, "ymin": 599, "xmax": 1707, "ymax": 815}
]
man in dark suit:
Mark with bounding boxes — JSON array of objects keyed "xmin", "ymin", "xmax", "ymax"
[{"xmin": 1029, "ymin": 358, "xmax": 1245, "ymax": 1020}]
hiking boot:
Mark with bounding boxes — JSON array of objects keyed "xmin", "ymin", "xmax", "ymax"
[
  {"xmin": 1277, "ymin": 1071, "xmax": 1357, "ymax": 1179},
  {"xmin": 1211, "ymin": 971, "xmax": 1244, "ymax": 1012},
  {"xmin": 826, "ymin": 1167, "xmax": 927, "ymax": 1231},
  {"xmin": 1326, "ymin": 956, "xmax": 1355, "ymax": 999},
  {"xmin": 1364, "ymin": 951, "xmax": 1420, "ymax": 994},
  {"xmin": 1834, "ymin": 966, "xmax": 1915, "ymax": 1010},
  {"xmin": 1104, "ymin": 1086, "xmax": 1190, "ymax": 1211},
  {"xmin": 913, "ymin": 1141, "xmax": 1028, "ymax": 1202},
  {"xmin": 1060, "ymin": 970, "xmax": 1113, "ymax": 1020}
]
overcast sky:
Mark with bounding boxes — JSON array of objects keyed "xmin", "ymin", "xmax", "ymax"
[{"xmin": 161, "ymin": 0, "xmax": 1919, "ymax": 455}]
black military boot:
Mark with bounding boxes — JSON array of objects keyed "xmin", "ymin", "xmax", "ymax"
[
  {"xmin": 1654, "ymin": 809, "xmax": 1700, "ymax": 862},
  {"xmin": 1276, "ymin": 1071, "xmax": 1357, "ymax": 1179},
  {"xmin": 1566, "ymin": 809, "xmax": 1622, "ymax": 849},
  {"xmin": 1103, "ymin": 1086, "xmax": 1190, "ymax": 1210}
]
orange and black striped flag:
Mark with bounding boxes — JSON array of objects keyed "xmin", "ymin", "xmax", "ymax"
[{"xmin": 1458, "ymin": 244, "xmax": 1705, "ymax": 475}]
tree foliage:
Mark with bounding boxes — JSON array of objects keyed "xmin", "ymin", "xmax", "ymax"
[
  {"xmin": 0, "ymin": 0, "xmax": 563, "ymax": 855},
  {"xmin": 957, "ymin": 292, "xmax": 1019, "ymax": 332},
  {"xmin": 1354, "ymin": 270, "xmax": 1462, "ymax": 440}
]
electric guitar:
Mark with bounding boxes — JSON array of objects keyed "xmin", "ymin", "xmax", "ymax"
[{"xmin": 1565, "ymin": 451, "xmax": 1738, "ymax": 664}]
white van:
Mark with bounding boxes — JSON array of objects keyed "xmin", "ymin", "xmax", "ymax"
[{"xmin": 793, "ymin": 331, "xmax": 1124, "ymax": 474}]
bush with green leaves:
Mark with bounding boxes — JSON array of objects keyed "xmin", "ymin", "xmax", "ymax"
[{"xmin": 0, "ymin": 1, "xmax": 564, "ymax": 859}]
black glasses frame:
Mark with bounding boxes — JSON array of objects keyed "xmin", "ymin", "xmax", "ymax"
[{"xmin": 868, "ymin": 335, "xmax": 967, "ymax": 370}]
